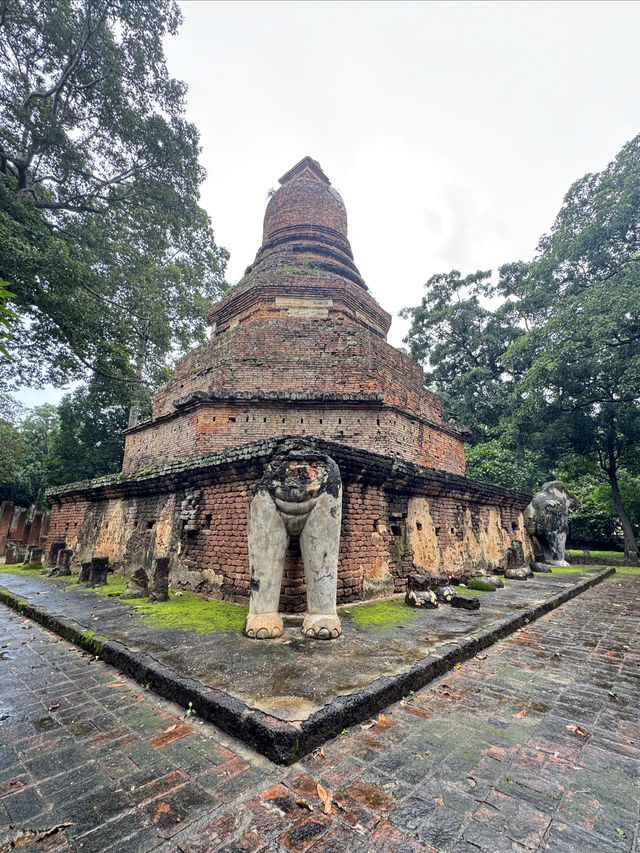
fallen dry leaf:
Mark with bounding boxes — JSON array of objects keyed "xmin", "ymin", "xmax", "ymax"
[
  {"xmin": 296, "ymin": 798, "xmax": 313, "ymax": 811},
  {"xmin": 316, "ymin": 783, "xmax": 333, "ymax": 814},
  {"xmin": 107, "ymin": 682, "xmax": 126, "ymax": 688},
  {"xmin": 566, "ymin": 724, "xmax": 589, "ymax": 737},
  {"xmin": 512, "ymin": 709, "xmax": 527, "ymax": 719},
  {"xmin": 7, "ymin": 822, "xmax": 72, "ymax": 849}
]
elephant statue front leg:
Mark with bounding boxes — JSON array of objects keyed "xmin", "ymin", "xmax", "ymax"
[
  {"xmin": 244, "ymin": 490, "xmax": 288, "ymax": 639},
  {"xmin": 300, "ymin": 490, "xmax": 343, "ymax": 639}
]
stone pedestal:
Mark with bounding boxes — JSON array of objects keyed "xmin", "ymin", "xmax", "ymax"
[
  {"xmin": 48, "ymin": 547, "xmax": 73, "ymax": 577},
  {"xmin": 149, "ymin": 557, "xmax": 170, "ymax": 602},
  {"xmin": 47, "ymin": 540, "xmax": 66, "ymax": 568},
  {"xmin": 27, "ymin": 546, "xmax": 43, "ymax": 565},
  {"xmin": 88, "ymin": 556, "xmax": 109, "ymax": 586},
  {"xmin": 4, "ymin": 542, "xmax": 23, "ymax": 564},
  {"xmin": 79, "ymin": 560, "xmax": 92, "ymax": 583}
]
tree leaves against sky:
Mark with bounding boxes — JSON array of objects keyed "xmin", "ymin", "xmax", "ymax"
[{"xmin": 0, "ymin": 0, "xmax": 227, "ymax": 399}]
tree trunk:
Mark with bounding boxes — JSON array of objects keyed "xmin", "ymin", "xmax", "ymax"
[
  {"xmin": 513, "ymin": 432, "xmax": 526, "ymax": 461},
  {"xmin": 127, "ymin": 331, "xmax": 147, "ymax": 429},
  {"xmin": 608, "ymin": 470, "xmax": 638, "ymax": 560},
  {"xmin": 602, "ymin": 413, "xmax": 638, "ymax": 560}
]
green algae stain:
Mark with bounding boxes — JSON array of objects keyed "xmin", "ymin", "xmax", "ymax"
[
  {"xmin": 77, "ymin": 629, "xmax": 108, "ymax": 654},
  {"xmin": 0, "ymin": 563, "xmax": 78, "ymax": 584},
  {"xmin": 127, "ymin": 591, "xmax": 248, "ymax": 634},
  {"xmin": 87, "ymin": 576, "xmax": 248, "ymax": 633},
  {"xmin": 345, "ymin": 598, "xmax": 422, "ymax": 630}
]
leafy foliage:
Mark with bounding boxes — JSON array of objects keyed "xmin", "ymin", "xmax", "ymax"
[
  {"xmin": 464, "ymin": 439, "xmax": 544, "ymax": 493},
  {"xmin": 0, "ymin": 0, "xmax": 227, "ymax": 401},
  {"xmin": 49, "ymin": 381, "xmax": 128, "ymax": 484},
  {"xmin": 401, "ymin": 270, "xmax": 523, "ymax": 442}
]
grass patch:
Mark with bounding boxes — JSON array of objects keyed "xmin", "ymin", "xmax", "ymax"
[
  {"xmin": 550, "ymin": 565, "xmax": 585, "ymax": 573},
  {"xmin": 605, "ymin": 565, "xmax": 640, "ymax": 579},
  {"xmin": 89, "ymin": 574, "xmax": 129, "ymax": 597},
  {"xmin": 127, "ymin": 591, "xmax": 248, "ymax": 634},
  {"xmin": 345, "ymin": 598, "xmax": 422, "ymax": 630},
  {"xmin": 0, "ymin": 562, "xmax": 43, "ymax": 576},
  {"xmin": 452, "ymin": 584, "xmax": 488, "ymax": 596},
  {"xmin": 569, "ymin": 549, "xmax": 624, "ymax": 559}
]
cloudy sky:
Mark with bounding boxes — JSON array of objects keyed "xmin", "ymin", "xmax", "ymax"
[{"xmin": 20, "ymin": 0, "xmax": 640, "ymax": 405}]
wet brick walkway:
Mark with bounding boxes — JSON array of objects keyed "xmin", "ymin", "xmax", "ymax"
[{"xmin": 0, "ymin": 574, "xmax": 638, "ymax": 852}]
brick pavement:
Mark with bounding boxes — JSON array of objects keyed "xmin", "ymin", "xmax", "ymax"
[{"xmin": 0, "ymin": 574, "xmax": 638, "ymax": 852}]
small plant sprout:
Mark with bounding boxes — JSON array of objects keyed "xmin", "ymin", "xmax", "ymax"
[{"xmin": 185, "ymin": 701, "xmax": 197, "ymax": 718}]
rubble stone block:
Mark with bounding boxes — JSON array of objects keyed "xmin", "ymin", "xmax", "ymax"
[
  {"xmin": 123, "ymin": 567, "xmax": 149, "ymax": 599},
  {"xmin": 405, "ymin": 588, "xmax": 437, "ymax": 608}
]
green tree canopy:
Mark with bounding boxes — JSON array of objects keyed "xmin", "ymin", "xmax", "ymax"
[
  {"xmin": 404, "ymin": 134, "xmax": 640, "ymax": 556},
  {"xmin": 401, "ymin": 269, "xmax": 524, "ymax": 443},
  {"xmin": 0, "ymin": 0, "xmax": 227, "ymax": 405}
]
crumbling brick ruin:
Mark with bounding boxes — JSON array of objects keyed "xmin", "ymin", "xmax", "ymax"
[
  {"xmin": 0, "ymin": 502, "xmax": 50, "ymax": 563},
  {"xmin": 44, "ymin": 157, "xmax": 532, "ymax": 610}
]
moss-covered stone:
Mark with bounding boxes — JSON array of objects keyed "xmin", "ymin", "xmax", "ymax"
[{"xmin": 467, "ymin": 577, "xmax": 498, "ymax": 591}]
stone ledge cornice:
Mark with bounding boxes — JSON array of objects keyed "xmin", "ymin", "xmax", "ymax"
[
  {"xmin": 122, "ymin": 390, "xmax": 469, "ymax": 443},
  {"xmin": 46, "ymin": 436, "xmax": 530, "ymax": 508}
]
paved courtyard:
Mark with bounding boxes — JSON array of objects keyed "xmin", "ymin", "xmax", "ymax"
[{"xmin": 0, "ymin": 573, "xmax": 638, "ymax": 852}]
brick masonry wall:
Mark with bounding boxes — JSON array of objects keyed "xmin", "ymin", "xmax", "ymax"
[
  {"xmin": 45, "ymin": 439, "xmax": 531, "ymax": 613},
  {"xmin": 123, "ymin": 401, "xmax": 465, "ymax": 474},
  {"xmin": 46, "ymin": 497, "xmax": 91, "ymax": 554}
]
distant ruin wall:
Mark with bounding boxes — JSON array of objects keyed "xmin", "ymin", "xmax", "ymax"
[
  {"xmin": 0, "ymin": 502, "xmax": 51, "ymax": 558},
  {"xmin": 45, "ymin": 437, "xmax": 531, "ymax": 613}
]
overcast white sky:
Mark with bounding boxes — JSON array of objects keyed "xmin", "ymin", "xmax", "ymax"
[{"xmin": 19, "ymin": 0, "xmax": 640, "ymax": 406}]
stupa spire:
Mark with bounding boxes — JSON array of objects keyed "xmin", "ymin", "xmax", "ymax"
[{"xmin": 245, "ymin": 156, "xmax": 365, "ymax": 289}]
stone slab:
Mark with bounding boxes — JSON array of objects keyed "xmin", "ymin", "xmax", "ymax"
[{"xmin": 0, "ymin": 568, "xmax": 614, "ymax": 764}]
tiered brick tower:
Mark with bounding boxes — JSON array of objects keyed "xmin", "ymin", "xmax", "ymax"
[{"xmin": 46, "ymin": 158, "xmax": 532, "ymax": 610}]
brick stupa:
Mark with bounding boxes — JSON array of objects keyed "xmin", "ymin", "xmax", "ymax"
[{"xmin": 46, "ymin": 158, "xmax": 532, "ymax": 609}]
